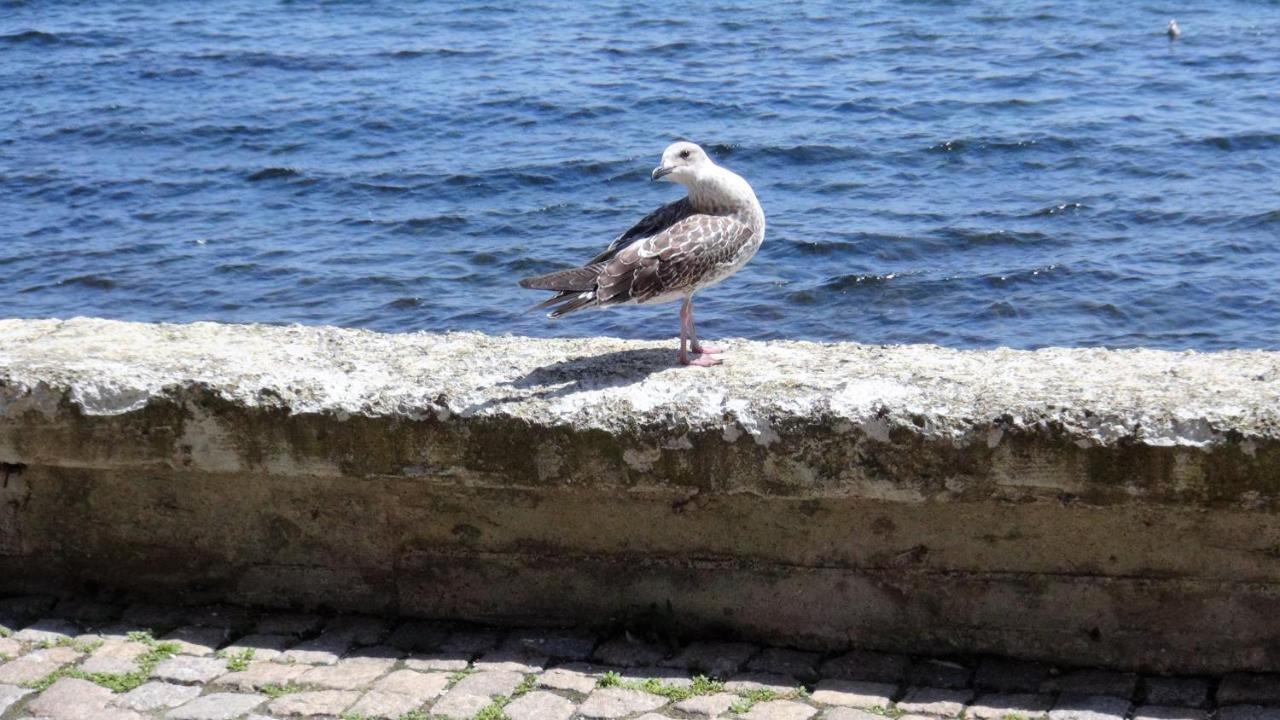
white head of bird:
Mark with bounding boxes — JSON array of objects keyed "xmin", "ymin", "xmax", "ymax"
[
  {"xmin": 650, "ymin": 141, "xmax": 716, "ymax": 186},
  {"xmin": 649, "ymin": 141, "xmax": 758, "ymax": 212}
]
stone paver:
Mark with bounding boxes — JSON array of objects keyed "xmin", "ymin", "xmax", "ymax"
[
  {"xmin": 0, "ymin": 646, "xmax": 82, "ymax": 684},
  {"xmin": 968, "ymin": 693, "xmax": 1054, "ymax": 719},
  {"xmin": 280, "ymin": 632, "xmax": 351, "ymax": 665},
  {"xmin": 430, "ymin": 691, "xmax": 494, "ymax": 719},
  {"xmin": 539, "ymin": 663, "xmax": 604, "ymax": 693},
  {"xmin": 897, "ymin": 687, "xmax": 974, "ymax": 716},
  {"xmin": 506, "ymin": 629, "xmax": 597, "ymax": 660},
  {"xmin": 473, "ymin": 647, "xmax": 548, "ymax": 673},
  {"xmin": 821, "ymin": 650, "xmax": 909, "ymax": 683},
  {"xmin": 0, "ymin": 600, "xmax": 1273, "ymax": 720},
  {"xmin": 1134, "ymin": 705, "xmax": 1210, "ymax": 720},
  {"xmin": 345, "ymin": 690, "xmax": 424, "ymax": 719},
  {"xmin": 620, "ymin": 666, "xmax": 693, "ymax": 687},
  {"xmin": 1219, "ymin": 706, "xmax": 1280, "ymax": 720},
  {"xmin": 1043, "ymin": 670, "xmax": 1139, "ymax": 698},
  {"xmin": 387, "ymin": 620, "xmax": 451, "ymax": 652},
  {"xmin": 153, "ymin": 656, "xmax": 228, "ymax": 684},
  {"xmin": 13, "ymin": 618, "xmax": 80, "ymax": 645},
  {"xmin": 811, "ymin": 679, "xmax": 898, "ymax": 708},
  {"xmin": 725, "ymin": 672, "xmax": 803, "ymax": 694},
  {"xmin": 0, "ymin": 684, "xmax": 34, "ymax": 715},
  {"xmin": 662, "ymin": 641, "xmax": 758, "ymax": 676},
  {"xmin": 255, "ymin": 613, "xmax": 323, "ymax": 637},
  {"xmin": 163, "ymin": 626, "xmax": 228, "ymax": 656},
  {"xmin": 166, "ymin": 692, "xmax": 266, "ymax": 720},
  {"xmin": 347, "ymin": 671, "xmax": 449, "ymax": 717},
  {"xmin": 323, "ymin": 616, "xmax": 387, "ymax": 645},
  {"xmin": 213, "ymin": 661, "xmax": 309, "ymax": 691},
  {"xmin": 81, "ymin": 639, "xmax": 149, "ymax": 675},
  {"xmin": 404, "ymin": 652, "xmax": 471, "ymax": 672},
  {"xmin": 451, "ymin": 669, "xmax": 524, "ymax": 697},
  {"xmin": 1220, "ymin": 674, "xmax": 1280, "ymax": 706},
  {"xmin": 26, "ymin": 677, "xmax": 142, "ymax": 720},
  {"xmin": 373, "ymin": 668, "xmax": 450, "ymax": 698},
  {"xmin": 675, "ymin": 691, "xmax": 738, "ymax": 716},
  {"xmin": 14, "ymin": 614, "xmax": 80, "ymax": 640},
  {"xmin": 975, "ymin": 658, "xmax": 1052, "ymax": 693},
  {"xmin": 220, "ymin": 634, "xmax": 291, "ymax": 662},
  {"xmin": 740, "ymin": 699, "xmax": 818, "ymax": 720},
  {"xmin": 826, "ymin": 710, "xmax": 888, "ymax": 720},
  {"xmin": 748, "ymin": 647, "xmax": 822, "ymax": 682},
  {"xmin": 1143, "ymin": 677, "xmax": 1211, "ymax": 708},
  {"xmin": 1049, "ymin": 694, "xmax": 1133, "ymax": 720},
  {"xmin": 593, "ymin": 637, "xmax": 668, "ymax": 667},
  {"xmin": 268, "ymin": 689, "xmax": 361, "ymax": 717},
  {"xmin": 297, "ymin": 654, "xmax": 396, "ymax": 689},
  {"xmin": 910, "ymin": 659, "xmax": 974, "ymax": 690},
  {"xmin": 505, "ymin": 690, "xmax": 577, "ymax": 720},
  {"xmin": 0, "ymin": 637, "xmax": 20, "ymax": 658},
  {"xmin": 439, "ymin": 627, "xmax": 503, "ymax": 654},
  {"xmin": 112, "ymin": 681, "xmax": 203, "ymax": 712},
  {"xmin": 578, "ymin": 687, "xmax": 667, "ymax": 718}
]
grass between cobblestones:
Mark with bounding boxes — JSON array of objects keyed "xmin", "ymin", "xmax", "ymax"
[
  {"xmin": 217, "ymin": 647, "xmax": 254, "ymax": 671},
  {"xmin": 866, "ymin": 705, "xmax": 907, "ymax": 718},
  {"xmin": 21, "ymin": 630, "xmax": 179, "ymax": 693},
  {"xmin": 0, "ymin": 626, "xmax": 11, "ymax": 637},
  {"xmin": 474, "ymin": 696, "xmax": 511, "ymax": 720},
  {"xmin": 261, "ymin": 681, "xmax": 307, "ymax": 699},
  {"xmin": 595, "ymin": 669, "xmax": 807, "ymax": 709}
]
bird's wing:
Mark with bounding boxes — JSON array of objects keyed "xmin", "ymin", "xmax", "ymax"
[
  {"xmin": 587, "ymin": 197, "xmax": 694, "ymax": 265},
  {"xmin": 595, "ymin": 213, "xmax": 755, "ymax": 305}
]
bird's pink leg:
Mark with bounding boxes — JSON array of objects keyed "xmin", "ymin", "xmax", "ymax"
[
  {"xmin": 686, "ymin": 299, "xmax": 724, "ymax": 356},
  {"xmin": 678, "ymin": 298, "xmax": 722, "ymax": 366},
  {"xmin": 677, "ymin": 301, "xmax": 691, "ymax": 365}
]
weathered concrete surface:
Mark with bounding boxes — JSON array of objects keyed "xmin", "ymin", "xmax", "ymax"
[{"xmin": 3, "ymin": 317, "xmax": 1280, "ymax": 672}]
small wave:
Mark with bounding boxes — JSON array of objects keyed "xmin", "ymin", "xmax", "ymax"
[
  {"xmin": 386, "ymin": 297, "xmax": 423, "ymax": 309},
  {"xmin": 750, "ymin": 144, "xmax": 869, "ymax": 163},
  {"xmin": 928, "ymin": 136, "xmax": 1082, "ymax": 155},
  {"xmin": 937, "ymin": 227, "xmax": 1052, "ymax": 247},
  {"xmin": 59, "ymin": 274, "xmax": 117, "ymax": 290},
  {"xmin": 1196, "ymin": 132, "xmax": 1280, "ymax": 151},
  {"xmin": 822, "ymin": 272, "xmax": 908, "ymax": 291},
  {"xmin": 247, "ymin": 167, "xmax": 300, "ymax": 182},
  {"xmin": 2, "ymin": 30, "xmax": 60, "ymax": 45},
  {"xmin": 381, "ymin": 47, "xmax": 489, "ymax": 59},
  {"xmin": 1030, "ymin": 202, "xmax": 1086, "ymax": 217}
]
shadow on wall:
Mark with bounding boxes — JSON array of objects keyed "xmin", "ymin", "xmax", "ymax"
[{"xmin": 471, "ymin": 347, "xmax": 675, "ymax": 411}]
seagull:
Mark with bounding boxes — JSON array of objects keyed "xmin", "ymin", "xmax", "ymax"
[
  {"xmin": 519, "ymin": 141, "xmax": 766, "ymax": 367},
  {"xmin": 1167, "ymin": 19, "xmax": 1181, "ymax": 39}
]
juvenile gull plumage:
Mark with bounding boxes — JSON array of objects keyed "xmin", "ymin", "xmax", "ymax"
[{"xmin": 519, "ymin": 141, "xmax": 766, "ymax": 367}]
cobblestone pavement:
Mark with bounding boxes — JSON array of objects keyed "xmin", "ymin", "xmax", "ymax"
[{"xmin": 0, "ymin": 596, "xmax": 1275, "ymax": 720}]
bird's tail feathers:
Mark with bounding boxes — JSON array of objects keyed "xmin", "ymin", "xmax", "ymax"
[
  {"xmin": 524, "ymin": 290, "xmax": 598, "ymax": 318},
  {"xmin": 517, "ymin": 264, "xmax": 602, "ymax": 292}
]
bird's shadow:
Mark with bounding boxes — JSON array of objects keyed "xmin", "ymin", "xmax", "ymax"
[{"xmin": 470, "ymin": 347, "xmax": 676, "ymax": 413}]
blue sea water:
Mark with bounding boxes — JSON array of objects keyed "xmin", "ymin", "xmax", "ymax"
[{"xmin": 2, "ymin": 1, "xmax": 1279, "ymax": 350}]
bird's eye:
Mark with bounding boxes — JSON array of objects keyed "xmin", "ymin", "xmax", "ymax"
[{"xmin": 679, "ymin": 149, "xmax": 690, "ymax": 159}]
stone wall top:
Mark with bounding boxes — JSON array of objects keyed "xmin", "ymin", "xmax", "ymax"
[{"xmin": 1, "ymin": 316, "xmax": 1277, "ymax": 449}]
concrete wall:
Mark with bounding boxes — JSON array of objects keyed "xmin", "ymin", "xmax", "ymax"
[{"xmin": 2, "ymin": 317, "xmax": 1280, "ymax": 672}]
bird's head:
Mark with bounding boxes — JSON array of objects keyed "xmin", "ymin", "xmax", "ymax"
[{"xmin": 651, "ymin": 141, "xmax": 714, "ymax": 185}]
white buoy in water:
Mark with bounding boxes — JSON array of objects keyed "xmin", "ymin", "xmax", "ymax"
[{"xmin": 1167, "ymin": 19, "xmax": 1182, "ymax": 40}]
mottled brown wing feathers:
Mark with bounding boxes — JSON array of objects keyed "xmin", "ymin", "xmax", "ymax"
[
  {"xmin": 595, "ymin": 214, "xmax": 753, "ymax": 305},
  {"xmin": 587, "ymin": 198, "xmax": 693, "ymax": 264}
]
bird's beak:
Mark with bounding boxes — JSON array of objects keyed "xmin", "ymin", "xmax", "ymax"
[{"xmin": 651, "ymin": 165, "xmax": 673, "ymax": 181}]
